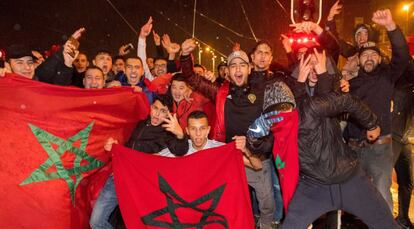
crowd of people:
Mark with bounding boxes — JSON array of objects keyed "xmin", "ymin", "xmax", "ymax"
[{"xmin": 1, "ymin": 1, "xmax": 414, "ymax": 228}]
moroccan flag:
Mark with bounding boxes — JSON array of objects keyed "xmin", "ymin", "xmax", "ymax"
[
  {"xmin": 0, "ymin": 74, "xmax": 149, "ymax": 228},
  {"xmin": 112, "ymin": 142, "xmax": 255, "ymax": 229},
  {"xmin": 271, "ymin": 110, "xmax": 299, "ymax": 212}
]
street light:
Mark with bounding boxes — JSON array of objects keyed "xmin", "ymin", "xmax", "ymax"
[
  {"xmin": 211, "ymin": 53, "xmax": 216, "ymax": 73},
  {"xmin": 198, "ymin": 47, "xmax": 202, "ymax": 65},
  {"xmin": 403, "ymin": 4, "xmax": 410, "ymax": 11}
]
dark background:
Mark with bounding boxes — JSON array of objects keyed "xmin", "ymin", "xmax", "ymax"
[{"xmin": 0, "ymin": 0, "xmax": 408, "ymax": 67}]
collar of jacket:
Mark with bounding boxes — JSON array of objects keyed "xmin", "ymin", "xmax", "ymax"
[
  {"xmin": 251, "ymin": 70, "xmax": 273, "ymax": 78},
  {"xmin": 123, "ymin": 74, "xmax": 146, "ymax": 87},
  {"xmin": 229, "ymin": 83, "xmax": 250, "ymax": 96}
]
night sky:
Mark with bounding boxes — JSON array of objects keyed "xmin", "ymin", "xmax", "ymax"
[{"xmin": 0, "ymin": 0, "xmax": 406, "ymax": 67}]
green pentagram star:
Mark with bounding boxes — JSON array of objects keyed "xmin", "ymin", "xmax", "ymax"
[
  {"xmin": 141, "ymin": 174, "xmax": 229, "ymax": 228},
  {"xmin": 20, "ymin": 122, "xmax": 104, "ymax": 204},
  {"xmin": 275, "ymin": 155, "xmax": 285, "ymax": 170}
]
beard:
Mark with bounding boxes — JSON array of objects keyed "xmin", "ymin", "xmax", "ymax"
[{"xmin": 362, "ymin": 60, "xmax": 378, "ymax": 73}]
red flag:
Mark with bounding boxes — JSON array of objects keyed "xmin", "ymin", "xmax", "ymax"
[
  {"xmin": 271, "ymin": 110, "xmax": 299, "ymax": 212},
  {"xmin": 0, "ymin": 74, "xmax": 149, "ymax": 228},
  {"xmin": 112, "ymin": 142, "xmax": 255, "ymax": 229}
]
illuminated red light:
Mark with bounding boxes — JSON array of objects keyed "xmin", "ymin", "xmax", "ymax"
[
  {"xmin": 289, "ymin": 38, "xmax": 294, "ymax": 43},
  {"xmin": 297, "ymin": 39, "xmax": 302, "ymax": 43},
  {"xmin": 303, "ymin": 38, "xmax": 309, "ymax": 43}
]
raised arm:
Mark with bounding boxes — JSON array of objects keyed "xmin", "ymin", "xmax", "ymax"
[
  {"xmin": 137, "ymin": 17, "xmax": 155, "ymax": 81},
  {"xmin": 371, "ymin": 9, "xmax": 410, "ymax": 83},
  {"xmin": 180, "ymin": 39, "xmax": 219, "ymax": 101}
]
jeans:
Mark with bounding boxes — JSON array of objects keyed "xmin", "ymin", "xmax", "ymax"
[
  {"xmin": 353, "ymin": 142, "xmax": 394, "ymax": 212},
  {"xmin": 281, "ymin": 169, "xmax": 398, "ymax": 229},
  {"xmin": 270, "ymin": 161, "xmax": 283, "ymax": 222},
  {"xmin": 393, "ymin": 139, "xmax": 414, "ymax": 223},
  {"xmin": 90, "ymin": 175, "xmax": 118, "ymax": 229},
  {"xmin": 246, "ymin": 159, "xmax": 276, "ymax": 229}
]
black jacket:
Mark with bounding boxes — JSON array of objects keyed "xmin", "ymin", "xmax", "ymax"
[
  {"xmin": 180, "ymin": 53, "xmax": 297, "ymax": 158},
  {"xmin": 347, "ymin": 27, "xmax": 410, "ymax": 140},
  {"xmin": 34, "ymin": 48, "xmax": 73, "ymax": 86},
  {"xmin": 298, "ymin": 92, "xmax": 378, "ymax": 184},
  {"xmin": 392, "ymin": 59, "xmax": 414, "ymax": 142},
  {"xmin": 223, "ymin": 70, "xmax": 284, "ymax": 159},
  {"xmin": 125, "ymin": 118, "xmax": 188, "ymax": 156}
]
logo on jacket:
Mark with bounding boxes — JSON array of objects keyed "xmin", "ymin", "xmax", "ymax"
[{"xmin": 248, "ymin": 93, "xmax": 256, "ymax": 104}]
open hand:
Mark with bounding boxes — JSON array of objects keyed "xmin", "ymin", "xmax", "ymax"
[
  {"xmin": 313, "ymin": 48, "xmax": 327, "ymax": 75},
  {"xmin": 162, "ymin": 113, "xmax": 184, "ymax": 139},
  {"xmin": 327, "ymin": 0, "xmax": 343, "ymax": 21},
  {"xmin": 139, "ymin": 17, "xmax": 153, "ymax": 38},
  {"xmin": 181, "ymin": 38, "xmax": 197, "ymax": 56},
  {"xmin": 247, "ymin": 111, "xmax": 283, "ymax": 139},
  {"xmin": 298, "ymin": 54, "xmax": 312, "ymax": 83}
]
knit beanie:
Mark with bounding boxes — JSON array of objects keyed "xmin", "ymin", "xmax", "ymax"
[{"xmin": 263, "ymin": 81, "xmax": 296, "ymax": 112}]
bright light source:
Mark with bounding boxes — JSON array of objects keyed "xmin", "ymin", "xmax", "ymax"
[
  {"xmin": 289, "ymin": 38, "xmax": 294, "ymax": 43},
  {"xmin": 297, "ymin": 39, "xmax": 302, "ymax": 43},
  {"xmin": 304, "ymin": 38, "xmax": 309, "ymax": 43},
  {"xmin": 403, "ymin": 4, "xmax": 410, "ymax": 11},
  {"xmin": 312, "ymin": 37, "xmax": 316, "ymax": 42},
  {"xmin": 205, "ymin": 47, "xmax": 210, "ymax": 52}
]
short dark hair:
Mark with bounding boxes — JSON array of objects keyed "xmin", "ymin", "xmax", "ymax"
[
  {"xmin": 187, "ymin": 110, "xmax": 208, "ymax": 123},
  {"xmin": 113, "ymin": 55, "xmax": 125, "ymax": 62},
  {"xmin": 85, "ymin": 66, "xmax": 105, "ymax": 77},
  {"xmin": 153, "ymin": 94, "xmax": 174, "ymax": 112},
  {"xmin": 251, "ymin": 40, "xmax": 273, "ymax": 54},
  {"xmin": 125, "ymin": 55, "xmax": 143, "ymax": 66},
  {"xmin": 171, "ymin": 73, "xmax": 187, "ymax": 83},
  {"xmin": 77, "ymin": 52, "xmax": 88, "ymax": 59},
  {"xmin": 95, "ymin": 50, "xmax": 112, "ymax": 61},
  {"xmin": 154, "ymin": 57, "xmax": 168, "ymax": 63}
]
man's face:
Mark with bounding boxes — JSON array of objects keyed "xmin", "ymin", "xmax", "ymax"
[
  {"xmin": 147, "ymin": 58, "xmax": 154, "ymax": 70},
  {"xmin": 218, "ymin": 65, "xmax": 228, "ymax": 80},
  {"xmin": 113, "ymin": 58, "xmax": 125, "ymax": 74},
  {"xmin": 73, "ymin": 53, "xmax": 89, "ymax": 73},
  {"xmin": 83, "ymin": 68, "xmax": 105, "ymax": 89},
  {"xmin": 186, "ymin": 117, "xmax": 210, "ymax": 150},
  {"xmin": 228, "ymin": 58, "xmax": 250, "ymax": 86},
  {"xmin": 150, "ymin": 100, "xmax": 169, "ymax": 126},
  {"xmin": 9, "ymin": 56, "xmax": 35, "ymax": 79},
  {"xmin": 93, "ymin": 53, "xmax": 112, "ymax": 75},
  {"xmin": 356, "ymin": 29, "xmax": 368, "ymax": 47},
  {"xmin": 251, "ymin": 43, "xmax": 273, "ymax": 71},
  {"xmin": 360, "ymin": 50, "xmax": 381, "ymax": 73},
  {"xmin": 194, "ymin": 66, "xmax": 205, "ymax": 76},
  {"xmin": 154, "ymin": 59, "xmax": 167, "ymax": 77},
  {"xmin": 125, "ymin": 58, "xmax": 144, "ymax": 86},
  {"xmin": 171, "ymin": 80, "xmax": 190, "ymax": 103}
]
